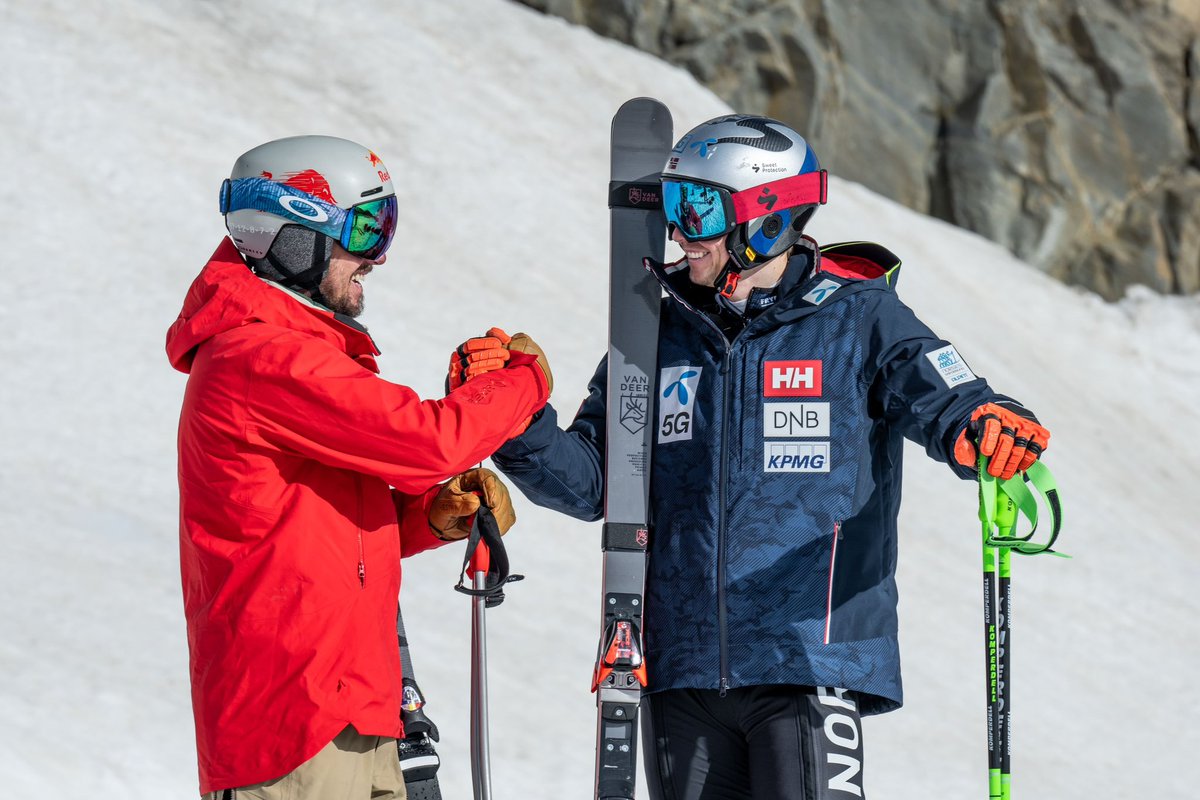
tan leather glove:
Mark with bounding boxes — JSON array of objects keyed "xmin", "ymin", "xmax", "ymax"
[
  {"xmin": 508, "ymin": 332, "xmax": 553, "ymax": 397},
  {"xmin": 428, "ymin": 468, "xmax": 516, "ymax": 541}
]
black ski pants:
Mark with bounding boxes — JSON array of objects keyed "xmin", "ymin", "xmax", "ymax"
[{"xmin": 641, "ymin": 685, "xmax": 866, "ymax": 800}]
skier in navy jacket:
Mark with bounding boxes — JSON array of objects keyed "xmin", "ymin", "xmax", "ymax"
[{"xmin": 449, "ymin": 115, "xmax": 1052, "ymax": 800}]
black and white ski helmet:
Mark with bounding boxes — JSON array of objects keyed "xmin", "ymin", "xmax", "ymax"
[
  {"xmin": 219, "ymin": 135, "xmax": 397, "ymax": 292},
  {"xmin": 662, "ymin": 115, "xmax": 826, "ymax": 276}
]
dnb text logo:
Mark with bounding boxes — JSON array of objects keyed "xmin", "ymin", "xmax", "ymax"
[{"xmin": 763, "ymin": 360, "xmax": 822, "ymax": 397}]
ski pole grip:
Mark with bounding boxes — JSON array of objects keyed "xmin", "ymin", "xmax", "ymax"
[
  {"xmin": 468, "ymin": 490, "xmax": 491, "ymax": 573},
  {"xmin": 470, "ymin": 538, "xmax": 491, "ymax": 574},
  {"xmin": 995, "ymin": 494, "xmax": 1017, "ymax": 538}
]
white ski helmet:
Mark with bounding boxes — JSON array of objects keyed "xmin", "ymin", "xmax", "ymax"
[
  {"xmin": 662, "ymin": 115, "xmax": 826, "ymax": 294},
  {"xmin": 219, "ymin": 135, "xmax": 398, "ymax": 291}
]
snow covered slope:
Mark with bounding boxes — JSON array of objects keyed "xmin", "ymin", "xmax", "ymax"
[{"xmin": 1, "ymin": 0, "xmax": 1196, "ymax": 797}]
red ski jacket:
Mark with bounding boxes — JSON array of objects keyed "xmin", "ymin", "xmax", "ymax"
[{"xmin": 166, "ymin": 239, "xmax": 549, "ymax": 793}]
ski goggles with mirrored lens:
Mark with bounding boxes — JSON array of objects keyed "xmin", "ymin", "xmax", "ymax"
[
  {"xmin": 220, "ymin": 177, "xmax": 398, "ymax": 260},
  {"xmin": 662, "ymin": 170, "xmax": 828, "ymax": 242}
]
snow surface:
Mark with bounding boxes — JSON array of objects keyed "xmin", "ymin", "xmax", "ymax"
[{"xmin": 1, "ymin": 0, "xmax": 1198, "ymax": 797}]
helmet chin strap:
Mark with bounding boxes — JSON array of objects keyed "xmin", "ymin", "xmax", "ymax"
[
  {"xmin": 714, "ymin": 224, "xmax": 762, "ymax": 299},
  {"xmin": 250, "ymin": 226, "xmax": 334, "ymax": 301},
  {"xmin": 715, "ymin": 262, "xmax": 742, "ymax": 299}
]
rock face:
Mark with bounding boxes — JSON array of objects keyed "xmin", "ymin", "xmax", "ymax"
[{"xmin": 519, "ymin": 0, "xmax": 1200, "ymax": 298}]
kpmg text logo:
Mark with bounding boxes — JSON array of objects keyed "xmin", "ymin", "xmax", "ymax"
[{"xmin": 764, "ymin": 442, "xmax": 830, "ymax": 473}]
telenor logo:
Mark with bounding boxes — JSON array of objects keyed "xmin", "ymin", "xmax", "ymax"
[
  {"xmin": 764, "ymin": 360, "xmax": 822, "ymax": 397},
  {"xmin": 659, "ymin": 366, "xmax": 702, "ymax": 444}
]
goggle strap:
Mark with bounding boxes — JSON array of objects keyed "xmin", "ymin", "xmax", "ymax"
[
  {"xmin": 609, "ymin": 180, "xmax": 664, "ymax": 210},
  {"xmin": 730, "ymin": 170, "xmax": 828, "ymax": 224}
]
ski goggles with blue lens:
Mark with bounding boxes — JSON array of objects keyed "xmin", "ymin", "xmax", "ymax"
[
  {"xmin": 219, "ymin": 177, "xmax": 398, "ymax": 260},
  {"xmin": 662, "ymin": 171, "xmax": 828, "ymax": 242}
]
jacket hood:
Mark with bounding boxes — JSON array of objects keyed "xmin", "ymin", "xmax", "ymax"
[{"xmin": 166, "ymin": 238, "xmax": 380, "ymax": 374}]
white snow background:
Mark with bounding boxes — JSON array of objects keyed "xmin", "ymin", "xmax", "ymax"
[{"xmin": 2, "ymin": 0, "xmax": 1197, "ymax": 797}]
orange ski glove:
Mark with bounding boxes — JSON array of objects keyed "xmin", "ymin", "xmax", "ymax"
[
  {"xmin": 953, "ymin": 401, "xmax": 1050, "ymax": 480},
  {"xmin": 446, "ymin": 327, "xmax": 512, "ymax": 392}
]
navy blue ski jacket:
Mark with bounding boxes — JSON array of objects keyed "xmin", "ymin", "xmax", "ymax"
[{"xmin": 494, "ymin": 240, "xmax": 1008, "ymax": 715}]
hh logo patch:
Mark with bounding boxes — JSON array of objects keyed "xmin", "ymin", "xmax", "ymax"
[
  {"xmin": 764, "ymin": 360, "xmax": 822, "ymax": 397},
  {"xmin": 925, "ymin": 345, "xmax": 977, "ymax": 388},
  {"xmin": 765, "ymin": 442, "xmax": 830, "ymax": 472},
  {"xmin": 763, "ymin": 402, "xmax": 830, "ymax": 438},
  {"xmin": 659, "ymin": 366, "xmax": 702, "ymax": 443},
  {"xmin": 802, "ymin": 279, "xmax": 841, "ymax": 305}
]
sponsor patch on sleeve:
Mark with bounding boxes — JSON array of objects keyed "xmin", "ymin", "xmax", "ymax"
[
  {"xmin": 802, "ymin": 279, "xmax": 841, "ymax": 305},
  {"xmin": 925, "ymin": 344, "xmax": 977, "ymax": 388}
]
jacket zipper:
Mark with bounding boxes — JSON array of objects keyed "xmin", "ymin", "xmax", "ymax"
[
  {"xmin": 357, "ymin": 533, "xmax": 366, "ymax": 587},
  {"xmin": 717, "ymin": 346, "xmax": 733, "ymax": 696},
  {"xmin": 823, "ymin": 520, "xmax": 843, "ymax": 644},
  {"xmin": 356, "ymin": 480, "xmax": 366, "ymax": 588},
  {"xmin": 652, "ymin": 268, "xmax": 767, "ymax": 696}
]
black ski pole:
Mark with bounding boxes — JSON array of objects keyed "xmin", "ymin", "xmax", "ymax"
[{"xmin": 396, "ymin": 606, "xmax": 443, "ymax": 800}]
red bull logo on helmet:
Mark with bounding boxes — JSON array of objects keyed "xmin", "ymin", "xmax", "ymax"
[{"xmin": 280, "ymin": 169, "xmax": 337, "ymax": 204}]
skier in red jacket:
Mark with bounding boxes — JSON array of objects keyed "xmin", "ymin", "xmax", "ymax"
[{"xmin": 166, "ymin": 135, "xmax": 552, "ymax": 799}]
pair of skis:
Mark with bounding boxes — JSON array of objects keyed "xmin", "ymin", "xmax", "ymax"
[
  {"xmin": 439, "ymin": 99, "xmax": 673, "ymax": 800},
  {"xmin": 593, "ymin": 97, "xmax": 673, "ymax": 800}
]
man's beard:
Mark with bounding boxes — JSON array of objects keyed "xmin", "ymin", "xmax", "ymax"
[{"xmin": 316, "ymin": 277, "xmax": 364, "ymax": 318}]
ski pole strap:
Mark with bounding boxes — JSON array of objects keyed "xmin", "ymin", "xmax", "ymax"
[
  {"xmin": 454, "ymin": 504, "xmax": 524, "ymax": 608},
  {"xmin": 977, "ymin": 456, "xmax": 1066, "ymax": 557}
]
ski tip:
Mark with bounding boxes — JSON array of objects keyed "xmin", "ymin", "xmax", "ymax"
[{"xmin": 613, "ymin": 97, "xmax": 673, "ymax": 128}]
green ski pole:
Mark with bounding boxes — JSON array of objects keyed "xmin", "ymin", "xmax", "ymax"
[
  {"xmin": 980, "ymin": 476, "xmax": 1002, "ymax": 800},
  {"xmin": 978, "ymin": 456, "xmax": 1065, "ymax": 800},
  {"xmin": 996, "ymin": 492, "xmax": 1015, "ymax": 800}
]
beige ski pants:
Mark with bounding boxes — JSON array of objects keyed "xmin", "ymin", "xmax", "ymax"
[{"xmin": 202, "ymin": 725, "xmax": 407, "ymax": 800}]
